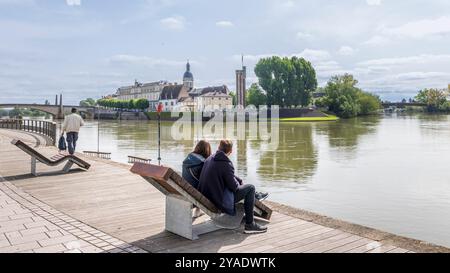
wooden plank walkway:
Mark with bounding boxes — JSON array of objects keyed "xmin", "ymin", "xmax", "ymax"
[{"xmin": 0, "ymin": 129, "xmax": 447, "ymax": 253}]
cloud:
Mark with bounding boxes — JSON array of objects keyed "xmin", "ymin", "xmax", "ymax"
[
  {"xmin": 362, "ymin": 35, "xmax": 390, "ymax": 46},
  {"xmin": 338, "ymin": 46, "xmax": 355, "ymax": 56},
  {"xmin": 296, "ymin": 32, "xmax": 313, "ymax": 41},
  {"xmin": 357, "ymin": 54, "xmax": 450, "ymax": 66},
  {"xmin": 216, "ymin": 21, "xmax": 234, "ymax": 28},
  {"xmin": 366, "ymin": 0, "xmax": 382, "ymax": 6},
  {"xmin": 66, "ymin": 0, "xmax": 81, "ymax": 6},
  {"xmin": 236, "ymin": 49, "xmax": 331, "ymax": 63},
  {"xmin": 160, "ymin": 16, "xmax": 185, "ymax": 30},
  {"xmin": 108, "ymin": 54, "xmax": 193, "ymax": 68},
  {"xmin": 381, "ymin": 16, "xmax": 450, "ymax": 39}
]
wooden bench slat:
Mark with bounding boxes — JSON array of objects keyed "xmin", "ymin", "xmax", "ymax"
[
  {"xmin": 11, "ymin": 139, "xmax": 91, "ymax": 170},
  {"xmin": 130, "ymin": 162, "xmax": 272, "ymax": 220}
]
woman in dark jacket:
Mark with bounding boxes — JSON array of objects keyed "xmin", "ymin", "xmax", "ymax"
[
  {"xmin": 182, "ymin": 140, "xmax": 212, "ymax": 189},
  {"xmin": 182, "ymin": 141, "xmax": 212, "ymax": 219}
]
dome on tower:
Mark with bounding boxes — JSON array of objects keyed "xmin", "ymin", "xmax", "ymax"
[
  {"xmin": 183, "ymin": 61, "xmax": 194, "ymax": 80},
  {"xmin": 183, "ymin": 71, "xmax": 193, "ymax": 80}
]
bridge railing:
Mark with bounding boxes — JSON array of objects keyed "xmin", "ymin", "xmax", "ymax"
[{"xmin": 0, "ymin": 119, "xmax": 57, "ymax": 146}]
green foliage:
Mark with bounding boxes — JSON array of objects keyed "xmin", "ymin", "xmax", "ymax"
[
  {"xmin": 415, "ymin": 88, "xmax": 448, "ymax": 112},
  {"xmin": 319, "ymin": 74, "xmax": 381, "ymax": 118},
  {"xmin": 229, "ymin": 92, "xmax": 237, "ymax": 106},
  {"xmin": 97, "ymin": 98, "xmax": 150, "ymax": 111},
  {"xmin": 254, "ymin": 56, "xmax": 317, "ymax": 107},
  {"xmin": 7, "ymin": 107, "xmax": 47, "ymax": 118},
  {"xmin": 246, "ymin": 84, "xmax": 267, "ymax": 107},
  {"xmin": 79, "ymin": 98, "xmax": 97, "ymax": 107},
  {"xmin": 358, "ymin": 92, "xmax": 382, "ymax": 115},
  {"xmin": 0, "ymin": 109, "xmax": 8, "ymax": 117}
]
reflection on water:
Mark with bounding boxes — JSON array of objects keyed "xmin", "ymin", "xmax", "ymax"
[
  {"xmin": 258, "ymin": 123, "xmax": 317, "ymax": 185},
  {"xmin": 56, "ymin": 114, "xmax": 450, "ymax": 247}
]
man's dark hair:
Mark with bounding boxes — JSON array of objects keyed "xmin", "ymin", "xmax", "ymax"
[
  {"xmin": 218, "ymin": 140, "xmax": 233, "ymax": 154},
  {"xmin": 71, "ymin": 108, "xmax": 77, "ymax": 113}
]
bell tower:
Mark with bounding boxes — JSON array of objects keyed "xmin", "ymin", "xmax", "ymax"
[{"xmin": 183, "ymin": 60, "xmax": 194, "ymax": 89}]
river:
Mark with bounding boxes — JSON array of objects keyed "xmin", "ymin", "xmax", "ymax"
[{"xmin": 56, "ymin": 114, "xmax": 450, "ymax": 247}]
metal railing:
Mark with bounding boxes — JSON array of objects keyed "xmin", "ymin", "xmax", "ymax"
[
  {"xmin": 0, "ymin": 119, "xmax": 57, "ymax": 146},
  {"xmin": 128, "ymin": 156, "xmax": 152, "ymax": 164},
  {"xmin": 83, "ymin": 151, "xmax": 111, "ymax": 160}
]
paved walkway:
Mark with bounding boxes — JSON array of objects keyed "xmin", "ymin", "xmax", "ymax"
[
  {"xmin": 0, "ymin": 130, "xmax": 146, "ymax": 253},
  {"xmin": 0, "ymin": 128, "xmax": 447, "ymax": 253}
]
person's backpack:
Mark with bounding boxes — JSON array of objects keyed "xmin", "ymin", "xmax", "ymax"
[{"xmin": 58, "ymin": 135, "xmax": 67, "ymax": 151}]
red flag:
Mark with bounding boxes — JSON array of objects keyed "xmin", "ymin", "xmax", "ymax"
[{"xmin": 157, "ymin": 103, "xmax": 164, "ymax": 113}]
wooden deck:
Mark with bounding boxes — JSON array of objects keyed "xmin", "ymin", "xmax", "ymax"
[{"xmin": 0, "ymin": 129, "xmax": 447, "ymax": 253}]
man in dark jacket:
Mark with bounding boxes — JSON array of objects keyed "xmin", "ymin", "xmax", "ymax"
[{"xmin": 198, "ymin": 140, "xmax": 268, "ymax": 234}]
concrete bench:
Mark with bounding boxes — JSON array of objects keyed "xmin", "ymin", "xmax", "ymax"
[
  {"xmin": 130, "ymin": 162, "xmax": 272, "ymax": 240},
  {"xmin": 11, "ymin": 139, "xmax": 91, "ymax": 176}
]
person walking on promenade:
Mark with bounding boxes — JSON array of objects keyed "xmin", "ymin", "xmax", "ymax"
[{"xmin": 62, "ymin": 108, "xmax": 84, "ymax": 155}]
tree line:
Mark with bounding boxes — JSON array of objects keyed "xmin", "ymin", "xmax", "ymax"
[
  {"xmin": 415, "ymin": 88, "xmax": 450, "ymax": 112},
  {"xmin": 96, "ymin": 98, "xmax": 150, "ymax": 111},
  {"xmin": 80, "ymin": 98, "xmax": 150, "ymax": 111},
  {"xmin": 245, "ymin": 56, "xmax": 381, "ymax": 118}
]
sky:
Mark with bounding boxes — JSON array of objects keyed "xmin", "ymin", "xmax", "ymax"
[{"xmin": 0, "ymin": 0, "xmax": 449, "ymax": 104}]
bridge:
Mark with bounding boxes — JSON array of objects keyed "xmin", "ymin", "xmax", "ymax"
[
  {"xmin": 382, "ymin": 102, "xmax": 427, "ymax": 108},
  {"xmin": 0, "ymin": 103, "xmax": 95, "ymax": 119}
]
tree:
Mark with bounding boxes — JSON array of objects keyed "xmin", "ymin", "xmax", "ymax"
[
  {"xmin": 246, "ymin": 84, "xmax": 267, "ymax": 107},
  {"xmin": 80, "ymin": 98, "xmax": 97, "ymax": 107},
  {"xmin": 319, "ymin": 74, "xmax": 381, "ymax": 118},
  {"xmin": 415, "ymin": 88, "xmax": 448, "ymax": 112},
  {"xmin": 322, "ymin": 74, "xmax": 361, "ymax": 118},
  {"xmin": 0, "ymin": 109, "xmax": 8, "ymax": 117},
  {"xmin": 254, "ymin": 56, "xmax": 317, "ymax": 107},
  {"xmin": 358, "ymin": 92, "xmax": 381, "ymax": 115},
  {"xmin": 229, "ymin": 92, "xmax": 237, "ymax": 106}
]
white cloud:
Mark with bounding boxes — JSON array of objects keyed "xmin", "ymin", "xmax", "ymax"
[
  {"xmin": 358, "ymin": 54, "xmax": 450, "ymax": 66},
  {"xmin": 108, "ymin": 54, "xmax": 195, "ymax": 68},
  {"xmin": 338, "ymin": 46, "xmax": 355, "ymax": 56},
  {"xmin": 236, "ymin": 49, "xmax": 331, "ymax": 63},
  {"xmin": 216, "ymin": 21, "xmax": 234, "ymax": 28},
  {"xmin": 381, "ymin": 16, "xmax": 450, "ymax": 39},
  {"xmin": 66, "ymin": 0, "xmax": 81, "ymax": 6},
  {"xmin": 296, "ymin": 32, "xmax": 313, "ymax": 40},
  {"xmin": 366, "ymin": 0, "xmax": 382, "ymax": 6},
  {"xmin": 160, "ymin": 16, "xmax": 185, "ymax": 30},
  {"xmin": 362, "ymin": 35, "xmax": 391, "ymax": 46}
]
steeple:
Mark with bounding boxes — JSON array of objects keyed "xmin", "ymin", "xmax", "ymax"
[{"xmin": 183, "ymin": 59, "xmax": 194, "ymax": 89}]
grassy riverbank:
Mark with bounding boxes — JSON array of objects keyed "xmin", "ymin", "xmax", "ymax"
[{"xmin": 280, "ymin": 115, "xmax": 339, "ymax": 122}]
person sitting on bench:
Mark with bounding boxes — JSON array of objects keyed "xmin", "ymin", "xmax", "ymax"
[
  {"xmin": 198, "ymin": 140, "xmax": 268, "ymax": 234},
  {"xmin": 182, "ymin": 140, "xmax": 212, "ymax": 218}
]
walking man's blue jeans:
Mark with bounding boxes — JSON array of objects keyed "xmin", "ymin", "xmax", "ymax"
[
  {"xmin": 66, "ymin": 132, "xmax": 78, "ymax": 155},
  {"xmin": 234, "ymin": 184, "xmax": 256, "ymax": 225}
]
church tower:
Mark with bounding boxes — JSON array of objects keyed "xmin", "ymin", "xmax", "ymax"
[
  {"xmin": 183, "ymin": 60, "xmax": 194, "ymax": 89},
  {"xmin": 236, "ymin": 55, "xmax": 247, "ymax": 107}
]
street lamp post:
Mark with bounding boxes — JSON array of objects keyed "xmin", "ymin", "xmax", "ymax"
[
  {"xmin": 157, "ymin": 103, "xmax": 163, "ymax": 166},
  {"xmin": 97, "ymin": 106, "xmax": 100, "ymax": 155}
]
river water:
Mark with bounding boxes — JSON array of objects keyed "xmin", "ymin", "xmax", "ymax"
[{"xmin": 57, "ymin": 114, "xmax": 450, "ymax": 247}]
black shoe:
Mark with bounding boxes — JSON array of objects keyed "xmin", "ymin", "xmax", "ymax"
[
  {"xmin": 244, "ymin": 222, "xmax": 268, "ymax": 234},
  {"xmin": 255, "ymin": 192, "xmax": 269, "ymax": 201}
]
